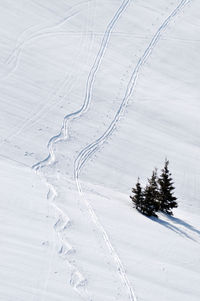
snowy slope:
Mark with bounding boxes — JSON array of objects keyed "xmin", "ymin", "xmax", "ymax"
[{"xmin": 0, "ymin": 1, "xmax": 200, "ymax": 300}]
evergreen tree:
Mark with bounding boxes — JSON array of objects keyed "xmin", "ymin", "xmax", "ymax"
[
  {"xmin": 158, "ymin": 159, "xmax": 178, "ymax": 215},
  {"xmin": 142, "ymin": 169, "xmax": 159, "ymax": 217},
  {"xmin": 149, "ymin": 168, "xmax": 160, "ymax": 211},
  {"xmin": 130, "ymin": 178, "xmax": 144, "ymax": 211}
]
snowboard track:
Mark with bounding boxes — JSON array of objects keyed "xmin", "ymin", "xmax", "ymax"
[{"xmin": 33, "ymin": 0, "xmax": 131, "ymax": 300}]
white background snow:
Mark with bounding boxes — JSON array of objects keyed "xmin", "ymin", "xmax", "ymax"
[{"xmin": 0, "ymin": 0, "xmax": 200, "ymax": 300}]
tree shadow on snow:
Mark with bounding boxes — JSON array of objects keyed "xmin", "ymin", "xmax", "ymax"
[
  {"xmin": 166, "ymin": 215, "xmax": 200, "ymax": 237},
  {"xmin": 151, "ymin": 214, "xmax": 200, "ymax": 243}
]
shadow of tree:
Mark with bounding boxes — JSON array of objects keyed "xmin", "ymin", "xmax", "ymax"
[
  {"xmin": 165, "ymin": 215, "xmax": 200, "ymax": 236},
  {"xmin": 151, "ymin": 215, "xmax": 199, "ymax": 243}
]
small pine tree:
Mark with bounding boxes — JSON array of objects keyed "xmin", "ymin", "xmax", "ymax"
[
  {"xmin": 158, "ymin": 159, "xmax": 178, "ymax": 215},
  {"xmin": 149, "ymin": 168, "xmax": 160, "ymax": 211},
  {"xmin": 142, "ymin": 169, "xmax": 159, "ymax": 217},
  {"xmin": 130, "ymin": 178, "xmax": 144, "ymax": 211}
]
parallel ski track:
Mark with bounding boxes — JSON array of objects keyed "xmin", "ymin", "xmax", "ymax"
[
  {"xmin": 33, "ymin": 0, "xmax": 131, "ymax": 300},
  {"xmin": 0, "ymin": 6, "xmax": 81, "ymax": 147},
  {"xmin": 74, "ymin": 1, "xmax": 191, "ymax": 301},
  {"xmin": 38, "ymin": 3, "xmax": 94, "ymax": 299},
  {"xmin": 33, "ymin": 0, "xmax": 131, "ymax": 170},
  {"xmin": 75, "ymin": 0, "xmax": 191, "ymax": 176},
  {"xmin": 0, "ymin": 2, "xmax": 95, "ymax": 147}
]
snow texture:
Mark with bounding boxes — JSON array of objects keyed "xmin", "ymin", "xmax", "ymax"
[{"xmin": 0, "ymin": 1, "xmax": 199, "ymax": 301}]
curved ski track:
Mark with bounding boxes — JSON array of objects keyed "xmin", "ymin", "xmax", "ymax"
[
  {"xmin": 32, "ymin": 0, "xmax": 192, "ymax": 300},
  {"xmin": 3, "ymin": 0, "xmax": 92, "ymax": 78},
  {"xmin": 39, "ymin": 3, "xmax": 95, "ymax": 300},
  {"xmin": 33, "ymin": 0, "xmax": 131, "ymax": 170},
  {"xmin": 73, "ymin": 0, "xmax": 191, "ymax": 300},
  {"xmin": 74, "ymin": 0, "xmax": 191, "ymax": 176},
  {"xmin": 33, "ymin": 0, "xmax": 131, "ymax": 300},
  {"xmin": 2, "ymin": 8, "xmax": 89, "ymax": 145}
]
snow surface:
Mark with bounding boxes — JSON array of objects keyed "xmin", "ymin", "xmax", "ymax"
[{"xmin": 0, "ymin": 0, "xmax": 200, "ymax": 300}]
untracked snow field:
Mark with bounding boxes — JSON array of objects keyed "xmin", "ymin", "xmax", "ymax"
[{"xmin": 0, "ymin": 1, "xmax": 200, "ymax": 300}]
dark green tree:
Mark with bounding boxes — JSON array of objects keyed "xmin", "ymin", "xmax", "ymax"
[
  {"xmin": 141, "ymin": 169, "xmax": 159, "ymax": 217},
  {"xmin": 130, "ymin": 178, "xmax": 144, "ymax": 211},
  {"xmin": 158, "ymin": 159, "xmax": 178, "ymax": 215}
]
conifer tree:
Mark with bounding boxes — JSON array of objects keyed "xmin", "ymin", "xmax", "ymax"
[
  {"xmin": 130, "ymin": 178, "xmax": 143, "ymax": 211},
  {"xmin": 158, "ymin": 159, "xmax": 178, "ymax": 215},
  {"xmin": 149, "ymin": 168, "xmax": 160, "ymax": 211},
  {"xmin": 142, "ymin": 169, "xmax": 159, "ymax": 217}
]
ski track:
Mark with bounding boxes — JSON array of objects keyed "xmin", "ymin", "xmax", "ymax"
[
  {"xmin": 3, "ymin": 0, "xmax": 92, "ymax": 74},
  {"xmin": 27, "ymin": 0, "xmax": 97, "ymax": 136},
  {"xmin": 2, "ymin": 10, "xmax": 80, "ymax": 81},
  {"xmin": 32, "ymin": 0, "xmax": 131, "ymax": 299},
  {"xmin": 35, "ymin": 3, "xmax": 93, "ymax": 300},
  {"xmin": 33, "ymin": 0, "xmax": 131, "ymax": 171},
  {"xmin": 74, "ymin": 0, "xmax": 191, "ymax": 177},
  {"xmin": 32, "ymin": 0, "xmax": 192, "ymax": 300},
  {"xmin": 0, "ymin": 1, "xmax": 95, "ymax": 147},
  {"xmin": 2, "ymin": 17, "xmax": 87, "ymax": 145},
  {"xmin": 73, "ymin": 1, "xmax": 191, "ymax": 300},
  {"xmin": 40, "ymin": 3, "xmax": 94, "ymax": 300}
]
